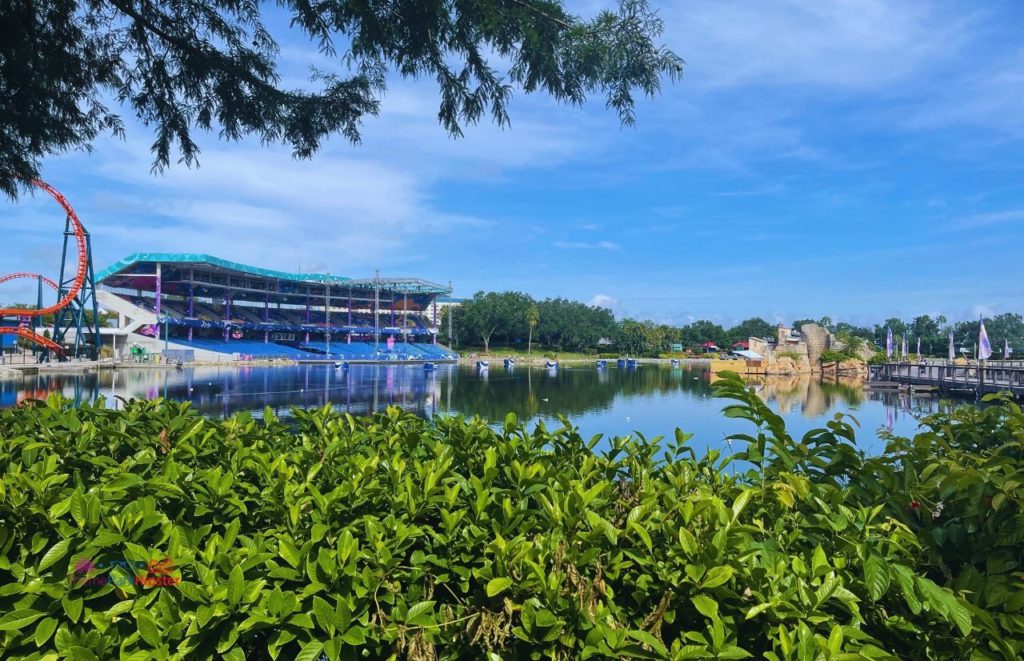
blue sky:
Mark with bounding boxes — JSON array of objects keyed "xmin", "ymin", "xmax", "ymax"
[{"xmin": 3, "ymin": 0, "xmax": 1022, "ymax": 327}]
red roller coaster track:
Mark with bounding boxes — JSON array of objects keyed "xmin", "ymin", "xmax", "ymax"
[
  {"xmin": 0, "ymin": 180, "xmax": 89, "ymax": 354},
  {"xmin": 0, "ymin": 272, "xmax": 60, "ymax": 291}
]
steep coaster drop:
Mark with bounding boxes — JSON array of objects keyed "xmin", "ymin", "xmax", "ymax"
[{"xmin": 0, "ymin": 180, "xmax": 100, "ymax": 360}]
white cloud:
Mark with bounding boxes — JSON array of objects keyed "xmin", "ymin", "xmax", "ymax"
[
  {"xmin": 948, "ymin": 209, "xmax": 1024, "ymax": 231},
  {"xmin": 662, "ymin": 0, "xmax": 972, "ymax": 91},
  {"xmin": 899, "ymin": 52, "xmax": 1024, "ymax": 136},
  {"xmin": 589, "ymin": 294, "xmax": 618, "ymax": 310},
  {"xmin": 554, "ymin": 241, "xmax": 620, "ymax": 250}
]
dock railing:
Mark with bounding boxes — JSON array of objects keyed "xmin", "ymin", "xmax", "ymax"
[{"xmin": 871, "ymin": 361, "xmax": 1024, "ymax": 396}]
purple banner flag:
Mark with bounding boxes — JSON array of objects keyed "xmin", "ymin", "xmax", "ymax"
[
  {"xmin": 916, "ymin": 336, "xmax": 921, "ymax": 358},
  {"xmin": 978, "ymin": 318, "xmax": 992, "ymax": 360},
  {"xmin": 948, "ymin": 331, "xmax": 954, "ymax": 361},
  {"xmin": 886, "ymin": 327, "xmax": 893, "ymax": 358},
  {"xmin": 901, "ymin": 336, "xmax": 908, "ymax": 359}
]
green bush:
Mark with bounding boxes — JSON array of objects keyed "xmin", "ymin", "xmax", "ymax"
[
  {"xmin": 867, "ymin": 351, "xmax": 888, "ymax": 365},
  {"xmin": 818, "ymin": 349, "xmax": 849, "ymax": 363},
  {"xmin": 0, "ymin": 380, "xmax": 1021, "ymax": 659},
  {"xmin": 776, "ymin": 350, "xmax": 803, "ymax": 360}
]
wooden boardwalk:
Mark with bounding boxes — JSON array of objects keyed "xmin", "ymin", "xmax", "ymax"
[{"xmin": 871, "ymin": 362, "xmax": 1024, "ymax": 398}]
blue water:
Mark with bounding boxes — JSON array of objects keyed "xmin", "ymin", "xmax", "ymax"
[{"xmin": 0, "ymin": 364, "xmax": 946, "ymax": 454}]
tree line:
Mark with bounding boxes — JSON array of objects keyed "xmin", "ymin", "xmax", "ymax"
[
  {"xmin": 442, "ymin": 291, "xmax": 781, "ymax": 356},
  {"xmin": 871, "ymin": 314, "xmax": 1024, "ymax": 358},
  {"xmin": 441, "ymin": 292, "xmax": 1024, "ymax": 359}
]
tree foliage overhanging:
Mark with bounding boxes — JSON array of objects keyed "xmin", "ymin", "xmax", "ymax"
[{"xmin": 0, "ymin": 0, "xmax": 683, "ymax": 197}]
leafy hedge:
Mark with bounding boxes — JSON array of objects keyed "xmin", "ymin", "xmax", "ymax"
[{"xmin": 0, "ymin": 374, "xmax": 1022, "ymax": 659}]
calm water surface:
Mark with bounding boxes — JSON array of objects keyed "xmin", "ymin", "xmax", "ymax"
[{"xmin": 1, "ymin": 364, "xmax": 952, "ymax": 454}]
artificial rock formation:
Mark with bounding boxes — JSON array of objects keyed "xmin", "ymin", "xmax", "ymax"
[{"xmin": 752, "ymin": 323, "xmax": 873, "ymax": 375}]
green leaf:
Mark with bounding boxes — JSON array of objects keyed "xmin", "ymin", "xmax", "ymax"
[
  {"xmin": 136, "ymin": 610, "xmax": 160, "ymax": 647},
  {"xmin": 628, "ymin": 520, "xmax": 653, "ymax": 552},
  {"xmin": 0, "ymin": 608, "xmax": 44, "ymax": 631},
  {"xmin": 947, "ymin": 596, "xmax": 973, "ymax": 637},
  {"xmin": 294, "ymin": 639, "xmax": 324, "ymax": 661},
  {"xmin": 627, "ymin": 629, "xmax": 668, "ymax": 655},
  {"xmin": 312, "ymin": 595, "xmax": 335, "ymax": 633},
  {"xmin": 62, "ymin": 596, "xmax": 83, "ymax": 623},
  {"xmin": 827, "ymin": 624, "xmax": 843, "ymax": 654},
  {"xmin": 487, "ymin": 577, "xmax": 514, "ymax": 597},
  {"xmin": 745, "ymin": 603, "xmax": 771, "ymax": 620},
  {"xmin": 864, "ymin": 554, "xmax": 890, "ymax": 601},
  {"xmin": 701, "ymin": 566, "xmax": 734, "ymax": 590},
  {"xmin": 691, "ymin": 595, "xmax": 719, "ymax": 619},
  {"xmin": 811, "ymin": 545, "xmax": 830, "ymax": 576},
  {"xmin": 38, "ymin": 538, "xmax": 72, "ymax": 572},
  {"xmin": 34, "ymin": 617, "xmax": 58, "ymax": 646},
  {"xmin": 405, "ymin": 600, "xmax": 436, "ymax": 626},
  {"xmin": 70, "ymin": 490, "xmax": 87, "ymax": 528},
  {"xmin": 278, "ymin": 536, "xmax": 301, "ymax": 569},
  {"xmin": 227, "ymin": 565, "xmax": 244, "ymax": 605},
  {"xmin": 678, "ymin": 528, "xmax": 698, "ymax": 555},
  {"xmin": 730, "ymin": 489, "xmax": 752, "ymax": 522}
]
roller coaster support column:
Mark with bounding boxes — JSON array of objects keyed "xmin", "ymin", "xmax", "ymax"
[
  {"xmin": 51, "ymin": 219, "xmax": 100, "ymax": 360},
  {"xmin": 34, "ymin": 275, "xmax": 43, "ymax": 358}
]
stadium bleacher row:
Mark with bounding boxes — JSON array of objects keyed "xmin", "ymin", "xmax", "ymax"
[
  {"xmin": 170, "ymin": 337, "xmax": 456, "ymax": 360},
  {"xmin": 167, "ymin": 337, "xmax": 456, "ymax": 361},
  {"xmin": 119, "ymin": 292, "xmax": 431, "ymax": 335}
]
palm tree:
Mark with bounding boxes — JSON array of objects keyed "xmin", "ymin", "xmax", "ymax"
[{"xmin": 526, "ymin": 306, "xmax": 540, "ymax": 356}]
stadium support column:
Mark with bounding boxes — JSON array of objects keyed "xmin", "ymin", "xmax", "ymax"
[
  {"xmin": 325, "ymin": 283, "xmax": 331, "ymax": 356},
  {"xmin": 224, "ymin": 292, "xmax": 231, "ymax": 342},
  {"xmin": 188, "ymin": 279, "xmax": 194, "ymax": 342},
  {"xmin": 264, "ymin": 289, "xmax": 269, "ymax": 344},
  {"xmin": 348, "ymin": 289, "xmax": 352, "ymax": 326},
  {"xmin": 373, "ymin": 271, "xmax": 380, "ymax": 355},
  {"xmin": 304, "ymin": 292, "xmax": 310, "ymax": 345},
  {"xmin": 155, "ymin": 263, "xmax": 162, "ymax": 318}
]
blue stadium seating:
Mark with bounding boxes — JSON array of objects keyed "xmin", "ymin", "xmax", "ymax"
[{"xmin": 175, "ymin": 338, "xmax": 316, "ymax": 359}]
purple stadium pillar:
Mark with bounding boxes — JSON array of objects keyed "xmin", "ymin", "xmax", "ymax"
[
  {"xmin": 154, "ymin": 263, "xmax": 162, "ymax": 317},
  {"xmin": 390, "ymin": 299, "xmax": 395, "ymax": 326},
  {"xmin": 224, "ymin": 292, "xmax": 231, "ymax": 342},
  {"xmin": 305, "ymin": 293, "xmax": 311, "ymax": 344},
  {"xmin": 188, "ymin": 281, "xmax": 194, "ymax": 341}
]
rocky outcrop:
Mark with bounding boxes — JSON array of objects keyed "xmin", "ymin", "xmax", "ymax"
[
  {"xmin": 764, "ymin": 354, "xmax": 811, "ymax": 375},
  {"xmin": 820, "ymin": 358, "xmax": 869, "ymax": 379},
  {"xmin": 800, "ymin": 323, "xmax": 831, "ymax": 367}
]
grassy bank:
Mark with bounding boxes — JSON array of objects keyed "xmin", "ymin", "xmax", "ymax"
[{"xmin": 0, "ymin": 374, "xmax": 1021, "ymax": 659}]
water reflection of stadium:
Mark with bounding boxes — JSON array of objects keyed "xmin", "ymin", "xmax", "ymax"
[
  {"xmin": 127, "ymin": 365, "xmax": 450, "ymax": 418},
  {"xmin": 0, "ymin": 365, "xmax": 450, "ymax": 419}
]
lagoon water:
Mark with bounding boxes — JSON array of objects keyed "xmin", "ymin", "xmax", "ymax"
[{"xmin": 2, "ymin": 364, "xmax": 949, "ymax": 454}]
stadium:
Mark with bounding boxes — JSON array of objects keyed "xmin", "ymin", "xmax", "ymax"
[{"xmin": 93, "ymin": 253, "xmax": 457, "ymax": 361}]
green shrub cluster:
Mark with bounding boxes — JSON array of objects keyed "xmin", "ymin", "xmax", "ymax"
[
  {"xmin": 866, "ymin": 352, "xmax": 888, "ymax": 365},
  {"xmin": 0, "ymin": 376, "xmax": 1022, "ymax": 659},
  {"xmin": 776, "ymin": 351, "xmax": 803, "ymax": 361}
]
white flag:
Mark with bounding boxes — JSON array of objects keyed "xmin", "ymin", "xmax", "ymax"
[{"xmin": 978, "ymin": 318, "xmax": 992, "ymax": 360}]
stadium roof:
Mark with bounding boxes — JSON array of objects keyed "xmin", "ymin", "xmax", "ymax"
[{"xmin": 96, "ymin": 253, "xmax": 451, "ymax": 297}]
